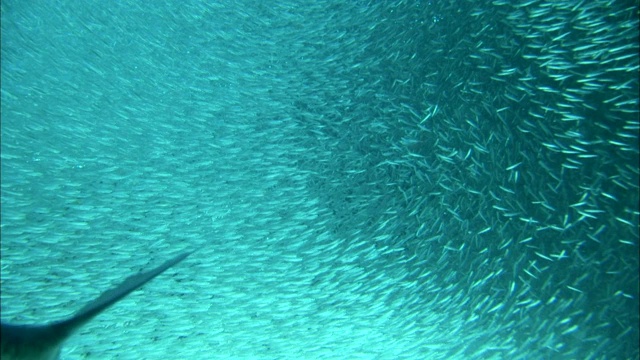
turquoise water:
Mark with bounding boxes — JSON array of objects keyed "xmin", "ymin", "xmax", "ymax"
[{"xmin": 1, "ymin": 1, "xmax": 638, "ymax": 359}]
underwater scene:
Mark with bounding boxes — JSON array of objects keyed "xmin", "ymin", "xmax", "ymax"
[{"xmin": 1, "ymin": 1, "xmax": 638, "ymax": 359}]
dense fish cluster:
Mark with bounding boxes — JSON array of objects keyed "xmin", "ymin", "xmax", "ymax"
[{"xmin": 1, "ymin": 0, "xmax": 637, "ymax": 359}]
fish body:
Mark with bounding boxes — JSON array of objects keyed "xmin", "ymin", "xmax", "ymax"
[{"xmin": 0, "ymin": 251, "xmax": 192, "ymax": 360}]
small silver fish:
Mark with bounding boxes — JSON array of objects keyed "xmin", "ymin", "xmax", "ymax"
[{"xmin": 1, "ymin": 251, "xmax": 193, "ymax": 360}]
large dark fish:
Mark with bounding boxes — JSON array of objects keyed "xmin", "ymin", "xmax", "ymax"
[{"xmin": 0, "ymin": 251, "xmax": 193, "ymax": 360}]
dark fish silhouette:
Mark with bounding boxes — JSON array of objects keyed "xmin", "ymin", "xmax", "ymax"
[{"xmin": 0, "ymin": 251, "xmax": 193, "ymax": 360}]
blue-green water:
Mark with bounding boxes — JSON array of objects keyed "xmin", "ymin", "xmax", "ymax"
[{"xmin": 1, "ymin": 1, "xmax": 638, "ymax": 359}]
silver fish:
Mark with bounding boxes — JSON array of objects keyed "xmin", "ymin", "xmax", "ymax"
[{"xmin": 1, "ymin": 251, "xmax": 193, "ymax": 360}]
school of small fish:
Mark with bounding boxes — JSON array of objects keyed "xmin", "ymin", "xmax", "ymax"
[{"xmin": 1, "ymin": 0, "xmax": 637, "ymax": 359}]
